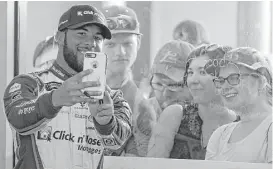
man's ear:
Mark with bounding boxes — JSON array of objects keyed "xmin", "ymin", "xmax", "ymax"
[
  {"xmin": 55, "ymin": 30, "xmax": 66, "ymax": 46},
  {"xmin": 137, "ymin": 35, "xmax": 142, "ymax": 51}
]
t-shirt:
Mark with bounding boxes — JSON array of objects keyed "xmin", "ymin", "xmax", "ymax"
[{"xmin": 206, "ymin": 115, "xmax": 272, "ymax": 163}]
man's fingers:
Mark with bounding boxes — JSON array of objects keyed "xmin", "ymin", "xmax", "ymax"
[
  {"xmin": 72, "ymin": 69, "xmax": 93, "ymax": 81},
  {"xmin": 71, "ymin": 96, "xmax": 93, "ymax": 103},
  {"xmin": 103, "ymin": 91, "xmax": 112, "ymax": 104},
  {"xmin": 84, "ymin": 91, "xmax": 103, "ymax": 97},
  {"xmin": 97, "ymin": 113, "xmax": 113, "ymax": 120},
  {"xmin": 69, "ymin": 90, "xmax": 85, "ymax": 97},
  {"xmin": 88, "ymin": 102, "xmax": 99, "ymax": 116},
  {"xmin": 105, "ymin": 85, "xmax": 111, "ymax": 92},
  {"xmin": 71, "ymin": 81, "xmax": 101, "ymax": 90},
  {"xmin": 96, "ymin": 108, "xmax": 113, "ymax": 117},
  {"xmin": 98, "ymin": 104, "xmax": 112, "ymax": 112}
]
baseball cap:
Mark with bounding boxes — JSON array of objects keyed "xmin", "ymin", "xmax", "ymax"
[
  {"xmin": 152, "ymin": 40, "xmax": 195, "ymax": 82},
  {"xmin": 58, "ymin": 5, "xmax": 111, "ymax": 39},
  {"xmin": 102, "ymin": 5, "xmax": 141, "ymax": 35},
  {"xmin": 224, "ymin": 47, "xmax": 272, "ymax": 86}
]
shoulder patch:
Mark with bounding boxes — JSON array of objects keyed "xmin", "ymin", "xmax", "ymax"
[
  {"xmin": 10, "ymin": 91, "xmax": 23, "ymax": 104},
  {"xmin": 27, "ymin": 73, "xmax": 45, "ymax": 93},
  {"xmin": 9, "ymin": 83, "xmax": 21, "ymax": 93}
]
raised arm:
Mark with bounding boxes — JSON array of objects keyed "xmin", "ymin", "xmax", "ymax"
[{"xmin": 93, "ymin": 89, "xmax": 132, "ymax": 151}]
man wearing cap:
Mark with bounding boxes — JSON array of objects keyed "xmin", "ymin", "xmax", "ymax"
[
  {"xmin": 149, "ymin": 40, "xmax": 194, "ymax": 114},
  {"xmin": 3, "ymin": 5, "xmax": 132, "ymax": 169},
  {"xmin": 127, "ymin": 40, "xmax": 196, "ymax": 157},
  {"xmin": 101, "ymin": 6, "xmax": 152, "ymax": 157},
  {"xmin": 146, "ymin": 40, "xmax": 196, "ymax": 157},
  {"xmin": 102, "ymin": 5, "xmax": 143, "ymax": 113}
]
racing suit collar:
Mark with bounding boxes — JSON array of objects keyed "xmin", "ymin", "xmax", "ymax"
[{"xmin": 50, "ymin": 61, "xmax": 76, "ymax": 81}]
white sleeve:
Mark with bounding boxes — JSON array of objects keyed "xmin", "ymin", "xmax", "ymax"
[
  {"xmin": 147, "ymin": 104, "xmax": 183, "ymax": 158},
  {"xmin": 205, "ymin": 124, "xmax": 229, "ymax": 160}
]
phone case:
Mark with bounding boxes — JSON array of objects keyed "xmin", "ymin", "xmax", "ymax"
[{"xmin": 82, "ymin": 51, "xmax": 107, "ymax": 100}]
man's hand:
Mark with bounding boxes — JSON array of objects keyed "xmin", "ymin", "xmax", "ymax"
[
  {"xmin": 52, "ymin": 69, "xmax": 102, "ymax": 107},
  {"xmin": 89, "ymin": 90, "xmax": 114, "ymax": 125}
]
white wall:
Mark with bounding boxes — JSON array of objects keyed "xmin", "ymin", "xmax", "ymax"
[
  {"xmin": 237, "ymin": 1, "xmax": 272, "ymax": 54},
  {"xmin": 150, "ymin": 1, "xmax": 238, "ymax": 64}
]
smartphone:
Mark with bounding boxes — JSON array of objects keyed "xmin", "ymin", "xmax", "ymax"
[{"xmin": 82, "ymin": 51, "xmax": 107, "ymax": 100}]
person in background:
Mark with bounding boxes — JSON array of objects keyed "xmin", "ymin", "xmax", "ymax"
[
  {"xmin": 147, "ymin": 40, "xmax": 195, "ymax": 158},
  {"xmin": 33, "ymin": 36, "xmax": 58, "ymax": 70},
  {"xmin": 3, "ymin": 5, "xmax": 132, "ymax": 169},
  {"xmin": 138, "ymin": 20, "xmax": 210, "ymax": 102},
  {"xmin": 206, "ymin": 47, "xmax": 272, "ymax": 163},
  {"xmin": 149, "ymin": 40, "xmax": 195, "ymax": 118},
  {"xmin": 185, "ymin": 44, "xmax": 240, "ymax": 154},
  {"xmin": 101, "ymin": 5, "xmax": 153, "ymax": 157},
  {"xmin": 141, "ymin": 19, "xmax": 210, "ymax": 105},
  {"xmin": 148, "ymin": 43, "xmax": 239, "ymax": 159},
  {"xmin": 102, "ymin": 5, "xmax": 142, "ymax": 117},
  {"xmin": 173, "ymin": 20, "xmax": 209, "ymax": 47}
]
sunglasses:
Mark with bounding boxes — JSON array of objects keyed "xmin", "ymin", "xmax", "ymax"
[
  {"xmin": 213, "ymin": 73, "xmax": 259, "ymax": 89},
  {"xmin": 106, "ymin": 15, "xmax": 137, "ymax": 31}
]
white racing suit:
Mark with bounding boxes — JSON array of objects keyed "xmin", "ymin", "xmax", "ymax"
[{"xmin": 3, "ymin": 61, "xmax": 132, "ymax": 169}]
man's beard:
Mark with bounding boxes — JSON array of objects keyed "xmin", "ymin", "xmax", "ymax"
[{"xmin": 63, "ymin": 37, "xmax": 83, "ymax": 72}]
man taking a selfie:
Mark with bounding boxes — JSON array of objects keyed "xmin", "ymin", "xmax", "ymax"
[{"xmin": 3, "ymin": 5, "xmax": 132, "ymax": 169}]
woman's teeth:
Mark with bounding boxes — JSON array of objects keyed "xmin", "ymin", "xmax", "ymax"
[{"xmin": 224, "ymin": 93, "xmax": 237, "ymax": 98}]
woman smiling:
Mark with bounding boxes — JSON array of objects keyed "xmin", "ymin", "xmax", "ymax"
[{"xmin": 206, "ymin": 47, "xmax": 272, "ymax": 163}]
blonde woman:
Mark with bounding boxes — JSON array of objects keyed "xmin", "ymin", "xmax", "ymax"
[{"xmin": 206, "ymin": 47, "xmax": 272, "ymax": 163}]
